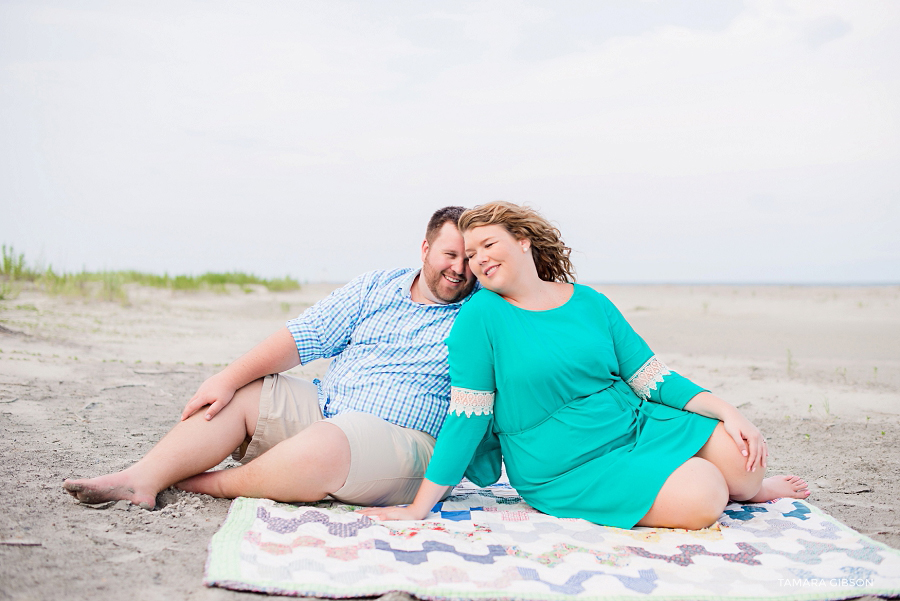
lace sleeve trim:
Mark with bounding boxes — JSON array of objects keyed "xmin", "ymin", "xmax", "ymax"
[
  {"xmin": 448, "ymin": 387, "xmax": 495, "ymax": 417},
  {"xmin": 626, "ymin": 356, "xmax": 671, "ymax": 401}
]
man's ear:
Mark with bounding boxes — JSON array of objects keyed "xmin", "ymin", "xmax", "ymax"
[{"xmin": 421, "ymin": 239, "xmax": 430, "ymax": 262}]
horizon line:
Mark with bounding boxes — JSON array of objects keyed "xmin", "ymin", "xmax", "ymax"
[{"xmin": 302, "ymin": 279, "xmax": 900, "ymax": 287}]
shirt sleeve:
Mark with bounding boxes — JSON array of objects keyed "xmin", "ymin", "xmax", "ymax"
[
  {"xmin": 425, "ymin": 298, "xmax": 501, "ymax": 487},
  {"xmin": 285, "ymin": 272, "xmax": 371, "ymax": 364},
  {"xmin": 600, "ymin": 293, "xmax": 707, "ymax": 410}
]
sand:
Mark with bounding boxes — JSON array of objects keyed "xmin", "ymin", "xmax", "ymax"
[{"xmin": 1, "ymin": 282, "xmax": 898, "ymax": 601}]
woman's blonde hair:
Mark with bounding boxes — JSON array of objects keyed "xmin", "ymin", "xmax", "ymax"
[{"xmin": 459, "ymin": 201, "xmax": 575, "ymax": 283}]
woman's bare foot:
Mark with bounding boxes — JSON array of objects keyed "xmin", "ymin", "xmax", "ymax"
[
  {"xmin": 63, "ymin": 471, "xmax": 158, "ymax": 510},
  {"xmin": 745, "ymin": 475, "xmax": 810, "ymax": 503}
]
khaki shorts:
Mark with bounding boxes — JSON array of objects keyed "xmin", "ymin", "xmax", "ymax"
[{"xmin": 233, "ymin": 373, "xmax": 439, "ymax": 506}]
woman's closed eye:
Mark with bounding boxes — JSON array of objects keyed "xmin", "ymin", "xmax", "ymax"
[{"xmin": 466, "ymin": 241, "xmax": 494, "ymax": 261}]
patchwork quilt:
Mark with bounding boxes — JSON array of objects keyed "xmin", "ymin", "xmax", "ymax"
[{"xmin": 205, "ymin": 480, "xmax": 900, "ymax": 600}]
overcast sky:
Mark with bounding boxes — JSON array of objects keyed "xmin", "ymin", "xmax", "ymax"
[{"xmin": 1, "ymin": 0, "xmax": 898, "ymax": 283}]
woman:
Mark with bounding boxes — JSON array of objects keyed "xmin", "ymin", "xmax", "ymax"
[{"xmin": 360, "ymin": 202, "xmax": 809, "ymax": 529}]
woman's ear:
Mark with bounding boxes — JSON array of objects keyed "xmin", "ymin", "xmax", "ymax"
[{"xmin": 519, "ymin": 238, "xmax": 530, "ymax": 253}]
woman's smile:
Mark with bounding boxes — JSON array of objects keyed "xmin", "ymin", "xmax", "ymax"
[{"xmin": 463, "ymin": 224, "xmax": 528, "ymax": 292}]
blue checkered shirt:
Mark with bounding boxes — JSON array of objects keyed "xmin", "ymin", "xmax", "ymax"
[{"xmin": 286, "ymin": 268, "xmax": 473, "ymax": 438}]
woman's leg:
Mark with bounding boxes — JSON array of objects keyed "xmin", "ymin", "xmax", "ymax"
[
  {"xmin": 695, "ymin": 422, "xmax": 809, "ymax": 502},
  {"xmin": 63, "ymin": 379, "xmax": 263, "ymax": 509},
  {"xmin": 637, "ymin": 422, "xmax": 812, "ymax": 529},
  {"xmin": 636, "ymin": 456, "xmax": 729, "ymax": 529}
]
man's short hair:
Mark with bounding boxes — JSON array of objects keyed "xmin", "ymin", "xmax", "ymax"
[{"xmin": 426, "ymin": 206, "xmax": 467, "ymax": 243}]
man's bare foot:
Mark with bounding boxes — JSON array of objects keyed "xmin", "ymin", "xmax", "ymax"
[
  {"xmin": 63, "ymin": 472, "xmax": 158, "ymax": 510},
  {"xmin": 745, "ymin": 475, "xmax": 810, "ymax": 503}
]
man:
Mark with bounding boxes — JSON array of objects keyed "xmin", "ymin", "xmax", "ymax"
[{"xmin": 64, "ymin": 206, "xmax": 477, "ymax": 509}]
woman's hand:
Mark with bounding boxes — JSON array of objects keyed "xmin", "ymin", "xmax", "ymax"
[
  {"xmin": 181, "ymin": 373, "xmax": 238, "ymax": 421},
  {"xmin": 683, "ymin": 392, "xmax": 769, "ymax": 472},
  {"xmin": 357, "ymin": 505, "xmax": 429, "ymax": 521},
  {"xmin": 357, "ymin": 480, "xmax": 449, "ymax": 522},
  {"xmin": 721, "ymin": 412, "xmax": 768, "ymax": 472}
]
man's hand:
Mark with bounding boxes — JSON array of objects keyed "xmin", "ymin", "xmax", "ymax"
[
  {"xmin": 181, "ymin": 373, "xmax": 238, "ymax": 421},
  {"xmin": 179, "ymin": 327, "xmax": 301, "ymax": 422},
  {"xmin": 357, "ymin": 505, "xmax": 430, "ymax": 521}
]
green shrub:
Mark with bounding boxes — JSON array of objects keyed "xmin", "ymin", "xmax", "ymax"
[{"xmin": 0, "ymin": 245, "xmax": 300, "ymax": 298}]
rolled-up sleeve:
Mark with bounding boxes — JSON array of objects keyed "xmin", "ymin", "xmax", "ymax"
[{"xmin": 286, "ymin": 273, "xmax": 370, "ymax": 364}]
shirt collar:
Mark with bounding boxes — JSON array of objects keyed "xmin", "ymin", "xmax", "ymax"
[
  {"xmin": 398, "ymin": 268, "xmax": 479, "ymax": 307},
  {"xmin": 398, "ymin": 269, "xmax": 418, "ymax": 300}
]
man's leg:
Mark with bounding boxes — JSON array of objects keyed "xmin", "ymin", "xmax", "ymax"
[
  {"xmin": 326, "ymin": 412, "xmax": 437, "ymax": 507},
  {"xmin": 176, "ymin": 421, "xmax": 351, "ymax": 502},
  {"xmin": 178, "ymin": 411, "xmax": 434, "ymax": 507},
  {"xmin": 63, "ymin": 379, "xmax": 262, "ymax": 509}
]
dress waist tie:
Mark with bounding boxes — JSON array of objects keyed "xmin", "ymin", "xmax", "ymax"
[{"xmin": 611, "ymin": 380, "xmax": 682, "ymax": 452}]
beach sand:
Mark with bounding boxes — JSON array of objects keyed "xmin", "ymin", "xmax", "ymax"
[{"xmin": 1, "ymin": 283, "xmax": 897, "ymax": 600}]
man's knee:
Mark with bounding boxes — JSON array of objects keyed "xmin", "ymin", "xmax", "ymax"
[
  {"xmin": 323, "ymin": 413, "xmax": 436, "ymax": 506},
  {"xmin": 282, "ymin": 422, "xmax": 351, "ymax": 494},
  {"xmin": 231, "ymin": 378, "xmax": 264, "ymax": 433},
  {"xmin": 233, "ymin": 378, "xmax": 264, "ymax": 405},
  {"xmin": 299, "ymin": 421, "xmax": 350, "ymax": 450}
]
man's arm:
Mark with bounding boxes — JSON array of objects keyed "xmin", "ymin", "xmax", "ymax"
[
  {"xmin": 182, "ymin": 271, "xmax": 380, "ymax": 421},
  {"xmin": 180, "ymin": 327, "xmax": 300, "ymax": 421}
]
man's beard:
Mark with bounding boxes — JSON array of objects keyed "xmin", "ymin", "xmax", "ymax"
[{"xmin": 424, "ymin": 265, "xmax": 473, "ymax": 304}]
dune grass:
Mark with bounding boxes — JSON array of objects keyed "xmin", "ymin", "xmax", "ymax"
[{"xmin": 0, "ymin": 244, "xmax": 300, "ymax": 303}]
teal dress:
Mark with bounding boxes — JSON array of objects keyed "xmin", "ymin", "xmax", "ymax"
[{"xmin": 425, "ymin": 284, "xmax": 719, "ymax": 529}]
